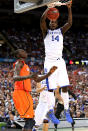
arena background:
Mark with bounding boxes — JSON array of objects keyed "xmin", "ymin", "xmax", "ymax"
[{"xmin": 0, "ymin": 0, "xmax": 88, "ymax": 130}]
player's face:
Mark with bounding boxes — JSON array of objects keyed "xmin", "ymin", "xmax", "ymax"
[
  {"xmin": 19, "ymin": 50, "xmax": 28, "ymax": 58},
  {"xmin": 49, "ymin": 20, "xmax": 58, "ymax": 30}
]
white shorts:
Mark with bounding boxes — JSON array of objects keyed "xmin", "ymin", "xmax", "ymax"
[
  {"xmin": 34, "ymin": 90, "xmax": 55, "ymax": 126},
  {"xmin": 44, "ymin": 57, "xmax": 70, "ymax": 90}
]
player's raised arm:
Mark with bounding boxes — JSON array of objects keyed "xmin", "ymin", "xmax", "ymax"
[
  {"xmin": 61, "ymin": 1, "xmax": 72, "ymax": 34},
  {"xmin": 40, "ymin": 8, "xmax": 49, "ymax": 38}
]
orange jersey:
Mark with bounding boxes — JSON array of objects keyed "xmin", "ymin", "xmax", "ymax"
[
  {"xmin": 13, "ymin": 60, "xmax": 34, "ymax": 118},
  {"xmin": 14, "ymin": 60, "xmax": 31, "ymax": 91}
]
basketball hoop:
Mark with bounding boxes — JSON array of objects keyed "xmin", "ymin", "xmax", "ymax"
[
  {"xmin": 47, "ymin": 0, "xmax": 72, "ymax": 8},
  {"xmin": 14, "ymin": 0, "xmax": 72, "ymax": 13}
]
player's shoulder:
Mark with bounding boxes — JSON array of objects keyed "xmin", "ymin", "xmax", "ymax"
[
  {"xmin": 57, "ymin": 27, "xmax": 62, "ymax": 31},
  {"xmin": 60, "ymin": 27, "xmax": 64, "ymax": 35},
  {"xmin": 15, "ymin": 59, "xmax": 24, "ymax": 69}
]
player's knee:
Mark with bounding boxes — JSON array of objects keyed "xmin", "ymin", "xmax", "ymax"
[
  {"xmin": 62, "ymin": 86, "xmax": 68, "ymax": 92},
  {"xmin": 24, "ymin": 118, "xmax": 35, "ymax": 130},
  {"xmin": 43, "ymin": 119, "xmax": 49, "ymax": 123}
]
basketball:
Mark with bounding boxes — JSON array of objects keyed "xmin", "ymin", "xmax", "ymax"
[{"xmin": 47, "ymin": 8, "xmax": 60, "ymax": 21}]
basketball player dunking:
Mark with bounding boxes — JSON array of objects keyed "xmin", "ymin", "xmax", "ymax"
[{"xmin": 40, "ymin": 0, "xmax": 73, "ymax": 125}]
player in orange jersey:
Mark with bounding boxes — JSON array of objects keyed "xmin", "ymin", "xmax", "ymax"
[{"xmin": 13, "ymin": 49, "xmax": 57, "ymax": 131}]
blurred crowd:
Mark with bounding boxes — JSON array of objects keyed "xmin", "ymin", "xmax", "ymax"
[
  {"xmin": 0, "ymin": 62, "xmax": 88, "ymax": 129},
  {"xmin": 68, "ymin": 65, "xmax": 88, "ymax": 119},
  {"xmin": 1, "ymin": 27, "xmax": 88, "ymax": 61}
]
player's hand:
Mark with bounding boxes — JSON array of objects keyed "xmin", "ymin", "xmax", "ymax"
[
  {"xmin": 47, "ymin": 1, "xmax": 63, "ymax": 8},
  {"xmin": 31, "ymin": 72, "xmax": 38, "ymax": 81},
  {"xmin": 44, "ymin": 86, "xmax": 47, "ymax": 89},
  {"xmin": 49, "ymin": 66, "xmax": 57, "ymax": 74},
  {"xmin": 66, "ymin": 0, "xmax": 72, "ymax": 8},
  {"xmin": 47, "ymin": 2, "xmax": 56, "ymax": 8}
]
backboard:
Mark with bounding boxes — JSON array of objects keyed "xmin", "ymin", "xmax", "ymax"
[{"xmin": 14, "ymin": 0, "xmax": 58, "ymax": 13}]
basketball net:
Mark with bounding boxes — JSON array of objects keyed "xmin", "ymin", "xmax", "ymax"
[
  {"xmin": 47, "ymin": 0, "xmax": 72, "ymax": 8},
  {"xmin": 14, "ymin": 0, "xmax": 72, "ymax": 13}
]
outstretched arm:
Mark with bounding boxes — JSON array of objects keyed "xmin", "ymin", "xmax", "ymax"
[
  {"xmin": 40, "ymin": 8, "xmax": 49, "ymax": 38},
  {"xmin": 61, "ymin": 1, "xmax": 72, "ymax": 34},
  {"xmin": 13, "ymin": 61, "xmax": 57, "ymax": 82},
  {"xmin": 13, "ymin": 61, "xmax": 38, "ymax": 81}
]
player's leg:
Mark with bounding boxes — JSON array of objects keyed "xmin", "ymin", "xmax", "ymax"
[
  {"xmin": 54, "ymin": 102, "xmax": 64, "ymax": 131},
  {"xmin": 70, "ymin": 112, "xmax": 75, "ymax": 131},
  {"xmin": 61, "ymin": 86, "xmax": 73, "ymax": 123},
  {"xmin": 54, "ymin": 102, "xmax": 75, "ymax": 131},
  {"xmin": 44, "ymin": 61, "xmax": 60, "ymax": 124},
  {"xmin": 54, "ymin": 100, "xmax": 75, "ymax": 131},
  {"xmin": 71, "ymin": 120, "xmax": 75, "ymax": 131},
  {"xmin": 57, "ymin": 58, "xmax": 73, "ymax": 123},
  {"xmin": 33, "ymin": 102, "xmax": 49, "ymax": 131},
  {"xmin": 23, "ymin": 118, "xmax": 35, "ymax": 131},
  {"xmin": 47, "ymin": 109, "xmax": 60, "ymax": 124},
  {"xmin": 43, "ymin": 120, "xmax": 49, "ymax": 131},
  {"xmin": 46, "ymin": 91, "xmax": 60, "ymax": 124}
]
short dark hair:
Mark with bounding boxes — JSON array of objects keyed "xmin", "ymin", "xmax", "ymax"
[{"xmin": 14, "ymin": 49, "xmax": 25, "ymax": 58}]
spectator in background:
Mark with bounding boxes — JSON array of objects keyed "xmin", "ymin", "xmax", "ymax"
[{"xmin": 7, "ymin": 112, "xmax": 16, "ymax": 129}]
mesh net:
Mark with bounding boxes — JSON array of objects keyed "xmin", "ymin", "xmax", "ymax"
[{"xmin": 47, "ymin": 0, "xmax": 72, "ymax": 7}]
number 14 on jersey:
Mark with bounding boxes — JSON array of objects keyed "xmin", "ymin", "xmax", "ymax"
[{"xmin": 52, "ymin": 35, "xmax": 59, "ymax": 41}]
